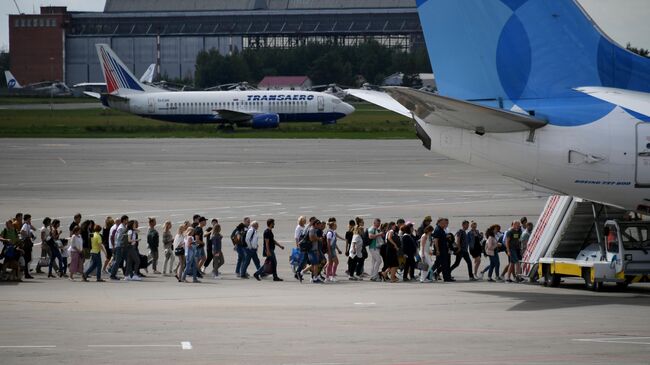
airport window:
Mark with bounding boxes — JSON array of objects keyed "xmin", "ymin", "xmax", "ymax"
[{"xmin": 39, "ymin": 19, "xmax": 44, "ymax": 27}]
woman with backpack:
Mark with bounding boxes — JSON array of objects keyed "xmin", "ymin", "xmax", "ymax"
[
  {"xmin": 480, "ymin": 227, "xmax": 502, "ymax": 281},
  {"xmin": 324, "ymin": 221, "xmax": 343, "ymax": 282}
]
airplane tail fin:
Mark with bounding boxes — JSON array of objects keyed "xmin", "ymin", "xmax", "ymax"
[
  {"xmin": 416, "ymin": 0, "xmax": 650, "ymax": 103},
  {"xmin": 5, "ymin": 71, "xmax": 22, "ymax": 89},
  {"xmin": 96, "ymin": 44, "xmax": 157, "ymax": 95},
  {"xmin": 140, "ymin": 63, "xmax": 156, "ymax": 84}
]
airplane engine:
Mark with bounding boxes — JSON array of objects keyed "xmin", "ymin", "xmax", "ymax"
[{"xmin": 251, "ymin": 113, "xmax": 280, "ymax": 129}]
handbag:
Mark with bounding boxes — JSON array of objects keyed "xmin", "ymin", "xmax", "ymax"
[
  {"xmin": 417, "ymin": 261, "xmax": 429, "ymax": 271},
  {"xmin": 174, "ymin": 246, "xmax": 184, "ymax": 256}
]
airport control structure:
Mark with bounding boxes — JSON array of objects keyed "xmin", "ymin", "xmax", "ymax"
[{"xmin": 8, "ymin": 0, "xmax": 424, "ymax": 87}]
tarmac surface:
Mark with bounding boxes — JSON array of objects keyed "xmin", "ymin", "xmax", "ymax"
[
  {"xmin": 1, "ymin": 138, "xmax": 649, "ymax": 365},
  {"xmin": 0, "ymin": 102, "xmax": 102, "ymax": 110}
]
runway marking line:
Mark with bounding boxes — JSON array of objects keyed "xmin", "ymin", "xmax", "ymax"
[
  {"xmin": 0, "ymin": 345, "xmax": 56, "ymax": 348},
  {"xmin": 573, "ymin": 337, "xmax": 650, "ymax": 345},
  {"xmin": 181, "ymin": 341, "xmax": 192, "ymax": 350}
]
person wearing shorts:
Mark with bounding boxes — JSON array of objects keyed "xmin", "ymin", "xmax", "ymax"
[{"xmin": 505, "ymin": 220, "xmax": 523, "ymax": 283}]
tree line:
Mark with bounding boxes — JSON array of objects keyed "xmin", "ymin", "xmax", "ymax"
[{"xmin": 193, "ymin": 41, "xmax": 432, "ymax": 89}]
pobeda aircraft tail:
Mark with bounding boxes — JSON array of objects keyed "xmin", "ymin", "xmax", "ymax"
[
  {"xmin": 415, "ymin": 0, "xmax": 650, "ymax": 124},
  {"xmin": 4, "ymin": 71, "xmax": 22, "ymax": 89},
  {"xmin": 96, "ymin": 44, "xmax": 158, "ymax": 95}
]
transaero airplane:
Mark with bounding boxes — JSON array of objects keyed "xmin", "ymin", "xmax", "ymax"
[
  {"xmin": 88, "ymin": 44, "xmax": 354, "ymax": 128},
  {"xmin": 347, "ymin": 0, "xmax": 650, "ymax": 214}
]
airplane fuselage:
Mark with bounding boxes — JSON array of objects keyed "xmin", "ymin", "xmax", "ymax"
[
  {"xmin": 107, "ymin": 90, "xmax": 353, "ymax": 125},
  {"xmin": 415, "ymin": 104, "xmax": 650, "ymax": 213}
]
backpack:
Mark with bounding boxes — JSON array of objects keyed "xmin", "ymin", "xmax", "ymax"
[
  {"xmin": 361, "ymin": 228, "xmax": 371, "ymax": 247},
  {"xmin": 4, "ymin": 244, "xmax": 16, "ymax": 260},
  {"xmin": 117, "ymin": 229, "xmax": 129, "ymax": 247},
  {"xmin": 230, "ymin": 228, "xmax": 241, "ymax": 246},
  {"xmin": 299, "ymin": 228, "xmax": 312, "ymax": 252}
]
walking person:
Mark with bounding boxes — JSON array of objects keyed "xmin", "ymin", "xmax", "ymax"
[
  {"xmin": 348, "ymin": 225, "xmax": 364, "ymax": 281},
  {"xmin": 109, "ymin": 215, "xmax": 129, "ymax": 280},
  {"xmin": 450, "ymin": 220, "xmax": 476, "ymax": 280},
  {"xmin": 193, "ymin": 217, "xmax": 207, "ymax": 277},
  {"xmin": 101, "ymin": 217, "xmax": 114, "ymax": 274},
  {"xmin": 419, "ymin": 225, "xmax": 435, "ymax": 283},
  {"xmin": 83, "ymin": 224, "xmax": 107, "ymax": 282},
  {"xmin": 368, "ymin": 218, "xmax": 384, "ymax": 281},
  {"xmin": 505, "ymin": 220, "xmax": 524, "ymax": 283},
  {"xmin": 203, "ymin": 219, "xmax": 218, "ymax": 273},
  {"xmin": 19, "ymin": 214, "xmax": 35, "ymax": 279},
  {"xmin": 210, "ymin": 223, "xmax": 224, "ymax": 278},
  {"xmin": 468, "ymin": 221, "xmax": 483, "ymax": 279},
  {"xmin": 181, "ymin": 227, "xmax": 199, "ymax": 283},
  {"xmin": 47, "ymin": 219, "xmax": 64, "ymax": 278},
  {"xmin": 162, "ymin": 221, "xmax": 174, "ymax": 275},
  {"xmin": 68, "ymin": 226, "xmax": 83, "ymax": 281},
  {"xmin": 240, "ymin": 221, "xmax": 261, "ymax": 279},
  {"xmin": 324, "ymin": 221, "xmax": 343, "ymax": 282},
  {"xmin": 381, "ymin": 222, "xmax": 400, "ymax": 282},
  {"xmin": 232, "ymin": 217, "xmax": 250, "ymax": 277},
  {"xmin": 254, "ymin": 219, "xmax": 285, "ymax": 281},
  {"xmin": 147, "ymin": 217, "xmax": 161, "ymax": 274},
  {"xmin": 124, "ymin": 220, "xmax": 142, "ymax": 281},
  {"xmin": 401, "ymin": 224, "xmax": 417, "ymax": 282},
  {"xmin": 480, "ymin": 227, "xmax": 501, "ymax": 281},
  {"xmin": 431, "ymin": 218, "xmax": 453, "ymax": 282},
  {"xmin": 174, "ymin": 223, "xmax": 188, "ymax": 281}
]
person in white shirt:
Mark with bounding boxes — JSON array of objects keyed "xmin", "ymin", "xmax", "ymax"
[
  {"xmin": 181, "ymin": 227, "xmax": 199, "ymax": 283},
  {"xmin": 348, "ymin": 226, "xmax": 364, "ymax": 281},
  {"xmin": 419, "ymin": 225, "xmax": 435, "ymax": 283},
  {"xmin": 68, "ymin": 227, "xmax": 83, "ymax": 281},
  {"xmin": 20, "ymin": 214, "xmax": 35, "ymax": 279},
  {"xmin": 124, "ymin": 220, "xmax": 141, "ymax": 281},
  {"xmin": 239, "ymin": 221, "xmax": 261, "ymax": 278},
  {"xmin": 109, "ymin": 215, "xmax": 129, "ymax": 280}
]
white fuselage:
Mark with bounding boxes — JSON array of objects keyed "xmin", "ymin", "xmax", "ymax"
[
  {"xmin": 110, "ymin": 90, "xmax": 354, "ymax": 124},
  {"xmin": 416, "ymin": 105, "xmax": 650, "ymax": 213}
]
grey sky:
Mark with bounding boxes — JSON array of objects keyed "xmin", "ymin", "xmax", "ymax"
[{"xmin": 1, "ymin": 0, "xmax": 649, "ymax": 51}]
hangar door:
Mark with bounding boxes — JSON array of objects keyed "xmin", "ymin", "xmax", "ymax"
[{"xmin": 638, "ymin": 123, "xmax": 650, "ymax": 186}]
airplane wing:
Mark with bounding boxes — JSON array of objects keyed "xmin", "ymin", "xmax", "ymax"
[
  {"xmin": 83, "ymin": 91, "xmax": 101, "ymax": 99},
  {"xmin": 347, "ymin": 87, "xmax": 547, "ymax": 133},
  {"xmin": 575, "ymin": 87, "xmax": 650, "ymax": 117},
  {"xmin": 214, "ymin": 109, "xmax": 252, "ymax": 122}
]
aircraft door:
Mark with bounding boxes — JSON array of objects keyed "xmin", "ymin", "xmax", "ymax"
[
  {"xmin": 148, "ymin": 97, "xmax": 155, "ymax": 114},
  {"xmin": 637, "ymin": 123, "xmax": 650, "ymax": 186},
  {"xmin": 317, "ymin": 96, "xmax": 324, "ymax": 112}
]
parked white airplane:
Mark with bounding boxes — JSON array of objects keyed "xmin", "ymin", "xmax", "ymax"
[
  {"xmin": 4, "ymin": 70, "xmax": 70, "ymax": 96},
  {"xmin": 72, "ymin": 63, "xmax": 157, "ymax": 92},
  {"xmin": 347, "ymin": 0, "xmax": 650, "ymax": 214},
  {"xmin": 87, "ymin": 44, "xmax": 354, "ymax": 128}
]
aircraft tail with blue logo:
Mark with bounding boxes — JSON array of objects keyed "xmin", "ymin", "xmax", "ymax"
[
  {"xmin": 4, "ymin": 71, "xmax": 22, "ymax": 89},
  {"xmin": 416, "ymin": 0, "xmax": 650, "ymax": 105},
  {"xmin": 96, "ymin": 44, "xmax": 159, "ymax": 95}
]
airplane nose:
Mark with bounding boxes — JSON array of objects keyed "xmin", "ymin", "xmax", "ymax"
[{"xmin": 342, "ymin": 101, "xmax": 355, "ymax": 115}]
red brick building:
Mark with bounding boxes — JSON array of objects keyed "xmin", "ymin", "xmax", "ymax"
[{"xmin": 9, "ymin": 7, "xmax": 69, "ymax": 85}]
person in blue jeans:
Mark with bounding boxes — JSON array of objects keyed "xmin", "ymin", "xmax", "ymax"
[
  {"xmin": 480, "ymin": 227, "xmax": 502, "ymax": 281},
  {"xmin": 231, "ymin": 218, "xmax": 250, "ymax": 277},
  {"xmin": 254, "ymin": 219, "xmax": 285, "ymax": 281},
  {"xmin": 83, "ymin": 224, "xmax": 107, "ymax": 282},
  {"xmin": 181, "ymin": 227, "xmax": 199, "ymax": 283},
  {"xmin": 240, "ymin": 221, "xmax": 261, "ymax": 279}
]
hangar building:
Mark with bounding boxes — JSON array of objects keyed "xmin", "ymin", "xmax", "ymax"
[{"xmin": 9, "ymin": 0, "xmax": 422, "ymax": 86}]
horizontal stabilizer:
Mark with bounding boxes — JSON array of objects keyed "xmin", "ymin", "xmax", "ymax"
[
  {"xmin": 575, "ymin": 87, "xmax": 650, "ymax": 117},
  {"xmin": 83, "ymin": 91, "xmax": 101, "ymax": 99},
  {"xmin": 349, "ymin": 87, "xmax": 547, "ymax": 133},
  {"xmin": 345, "ymin": 89, "xmax": 412, "ymax": 118}
]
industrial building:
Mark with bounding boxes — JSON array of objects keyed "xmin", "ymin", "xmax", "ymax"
[{"xmin": 9, "ymin": 0, "xmax": 422, "ymax": 86}]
